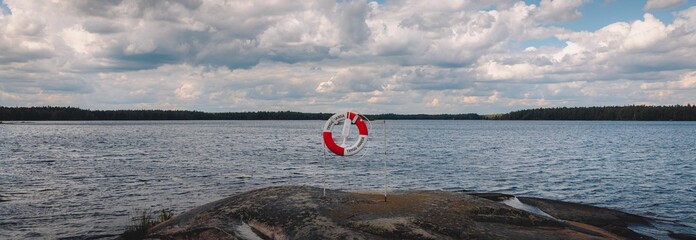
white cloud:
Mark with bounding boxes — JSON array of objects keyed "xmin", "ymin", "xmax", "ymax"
[
  {"xmin": 622, "ymin": 14, "xmax": 668, "ymax": 51},
  {"xmin": 478, "ymin": 61, "xmax": 538, "ymax": 80},
  {"xmin": 426, "ymin": 98, "xmax": 439, "ymax": 107},
  {"xmin": 0, "ymin": 4, "xmax": 53, "ymax": 63},
  {"xmin": 0, "ymin": 1, "xmax": 695, "ymax": 113},
  {"xmin": 533, "ymin": 0, "xmax": 587, "ymax": 23},
  {"xmin": 641, "ymin": 71, "xmax": 696, "ymax": 90},
  {"xmin": 175, "ymin": 83, "xmax": 200, "ymax": 100},
  {"xmin": 315, "ymin": 79, "xmax": 335, "ymax": 93},
  {"xmin": 61, "ymin": 25, "xmax": 99, "ymax": 54},
  {"xmin": 644, "ymin": 0, "xmax": 686, "ymax": 11},
  {"xmin": 676, "ymin": 71, "xmax": 696, "ymax": 89}
]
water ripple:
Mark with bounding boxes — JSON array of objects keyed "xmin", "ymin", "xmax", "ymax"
[{"xmin": 1, "ymin": 120, "xmax": 695, "ymax": 238}]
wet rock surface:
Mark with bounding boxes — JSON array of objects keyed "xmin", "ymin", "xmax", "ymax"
[
  {"xmin": 147, "ymin": 186, "xmax": 661, "ymax": 240},
  {"xmin": 517, "ymin": 197, "xmax": 653, "ymax": 239},
  {"xmin": 669, "ymin": 232, "xmax": 696, "ymax": 240}
]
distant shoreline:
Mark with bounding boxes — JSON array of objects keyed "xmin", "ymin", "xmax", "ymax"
[{"xmin": 1, "ymin": 105, "xmax": 695, "ymax": 121}]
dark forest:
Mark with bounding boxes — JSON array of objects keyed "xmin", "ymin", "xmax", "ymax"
[
  {"xmin": 2, "ymin": 105, "xmax": 695, "ymax": 121},
  {"xmin": 0, "ymin": 106, "xmax": 483, "ymax": 121},
  {"xmin": 490, "ymin": 105, "xmax": 696, "ymax": 121}
]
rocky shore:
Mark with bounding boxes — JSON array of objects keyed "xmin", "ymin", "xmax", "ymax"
[{"xmin": 144, "ymin": 186, "xmax": 694, "ymax": 240}]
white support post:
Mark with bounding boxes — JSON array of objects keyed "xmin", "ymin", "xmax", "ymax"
[
  {"xmin": 383, "ymin": 120, "xmax": 388, "ymax": 202},
  {"xmin": 323, "ymin": 146, "xmax": 327, "ymax": 198}
]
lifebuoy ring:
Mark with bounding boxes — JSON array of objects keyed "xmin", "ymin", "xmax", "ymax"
[{"xmin": 322, "ymin": 112, "xmax": 368, "ymax": 156}]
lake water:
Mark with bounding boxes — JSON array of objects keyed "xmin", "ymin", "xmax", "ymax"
[{"xmin": 1, "ymin": 120, "xmax": 695, "ymax": 239}]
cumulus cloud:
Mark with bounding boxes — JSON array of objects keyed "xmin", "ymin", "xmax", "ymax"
[
  {"xmin": 0, "ymin": 5, "xmax": 53, "ymax": 64},
  {"xmin": 533, "ymin": 0, "xmax": 588, "ymax": 23},
  {"xmin": 641, "ymin": 71, "xmax": 696, "ymax": 90},
  {"xmin": 644, "ymin": 0, "xmax": 686, "ymax": 10},
  {"xmin": 0, "ymin": 0, "xmax": 695, "ymax": 113}
]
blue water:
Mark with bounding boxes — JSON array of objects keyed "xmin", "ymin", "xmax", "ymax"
[{"xmin": 1, "ymin": 120, "xmax": 695, "ymax": 238}]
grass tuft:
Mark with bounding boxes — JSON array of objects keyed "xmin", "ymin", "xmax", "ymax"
[{"xmin": 120, "ymin": 208, "xmax": 173, "ymax": 240}]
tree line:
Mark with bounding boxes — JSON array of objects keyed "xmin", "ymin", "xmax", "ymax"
[
  {"xmin": 0, "ymin": 106, "xmax": 483, "ymax": 121},
  {"xmin": 489, "ymin": 105, "xmax": 696, "ymax": 121},
  {"xmin": 2, "ymin": 105, "xmax": 695, "ymax": 121},
  {"xmin": 0, "ymin": 107, "xmax": 330, "ymax": 121}
]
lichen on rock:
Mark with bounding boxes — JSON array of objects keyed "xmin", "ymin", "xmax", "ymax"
[{"xmin": 146, "ymin": 186, "xmax": 656, "ymax": 240}]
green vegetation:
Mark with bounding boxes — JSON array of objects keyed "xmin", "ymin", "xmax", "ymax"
[
  {"xmin": 489, "ymin": 105, "xmax": 696, "ymax": 121},
  {"xmin": 369, "ymin": 113, "xmax": 484, "ymax": 120},
  {"xmin": 0, "ymin": 106, "xmax": 334, "ymax": 121},
  {"xmin": 120, "ymin": 209, "xmax": 173, "ymax": 240},
  {"xmin": 0, "ymin": 106, "xmax": 483, "ymax": 121},
  {"xmin": 1, "ymin": 105, "xmax": 695, "ymax": 121}
]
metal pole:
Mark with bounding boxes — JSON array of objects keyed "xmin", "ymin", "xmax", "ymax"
[
  {"xmin": 383, "ymin": 120, "xmax": 387, "ymax": 202},
  {"xmin": 323, "ymin": 145, "xmax": 326, "ymax": 198}
]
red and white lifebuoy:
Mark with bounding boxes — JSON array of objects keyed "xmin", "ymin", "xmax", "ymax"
[{"xmin": 322, "ymin": 111, "xmax": 368, "ymax": 156}]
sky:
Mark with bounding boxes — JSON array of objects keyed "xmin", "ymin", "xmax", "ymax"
[{"xmin": 0, "ymin": 0, "xmax": 695, "ymax": 114}]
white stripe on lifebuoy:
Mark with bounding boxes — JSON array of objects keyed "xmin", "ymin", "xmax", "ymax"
[{"xmin": 322, "ymin": 111, "xmax": 368, "ymax": 156}]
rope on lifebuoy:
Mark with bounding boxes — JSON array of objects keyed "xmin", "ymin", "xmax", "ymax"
[{"xmin": 322, "ymin": 111, "xmax": 368, "ymax": 156}]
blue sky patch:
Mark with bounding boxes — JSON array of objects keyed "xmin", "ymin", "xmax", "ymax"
[
  {"xmin": 0, "ymin": 0, "xmax": 694, "ymax": 113},
  {"xmin": 0, "ymin": 0, "xmax": 11, "ymax": 16},
  {"xmin": 524, "ymin": 0, "xmax": 692, "ymax": 31}
]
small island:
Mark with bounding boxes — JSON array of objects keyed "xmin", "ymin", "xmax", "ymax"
[{"xmin": 134, "ymin": 186, "xmax": 694, "ymax": 240}]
